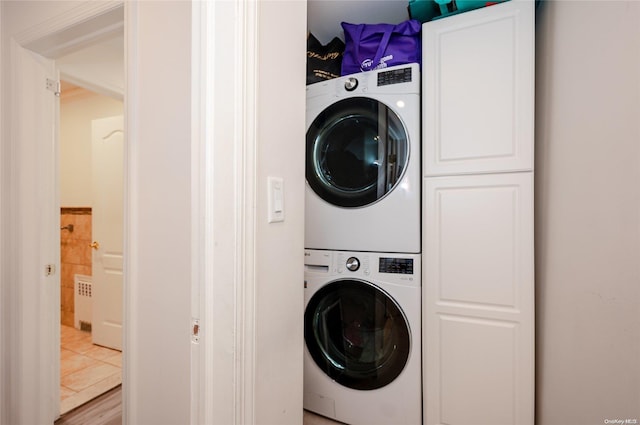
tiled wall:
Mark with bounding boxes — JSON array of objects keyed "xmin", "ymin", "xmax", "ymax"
[{"xmin": 60, "ymin": 208, "xmax": 92, "ymax": 327}]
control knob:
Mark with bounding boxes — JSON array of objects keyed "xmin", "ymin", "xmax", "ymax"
[
  {"xmin": 344, "ymin": 77, "xmax": 358, "ymax": 92},
  {"xmin": 346, "ymin": 257, "xmax": 360, "ymax": 272}
]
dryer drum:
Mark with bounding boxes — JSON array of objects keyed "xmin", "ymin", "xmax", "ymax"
[
  {"xmin": 304, "ymin": 279, "xmax": 411, "ymax": 390},
  {"xmin": 306, "ymin": 97, "xmax": 409, "ymax": 208}
]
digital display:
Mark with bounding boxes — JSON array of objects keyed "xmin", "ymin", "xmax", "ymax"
[
  {"xmin": 377, "ymin": 67, "xmax": 412, "ymax": 86},
  {"xmin": 379, "ymin": 257, "xmax": 414, "ymax": 274}
]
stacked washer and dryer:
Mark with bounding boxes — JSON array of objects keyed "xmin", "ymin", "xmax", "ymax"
[{"xmin": 304, "ymin": 63, "xmax": 422, "ymax": 425}]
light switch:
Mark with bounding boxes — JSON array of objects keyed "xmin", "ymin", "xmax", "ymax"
[{"xmin": 268, "ymin": 176, "xmax": 284, "ymax": 223}]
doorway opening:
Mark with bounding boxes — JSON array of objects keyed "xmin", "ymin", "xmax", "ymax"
[
  {"xmin": 58, "ymin": 78, "xmax": 124, "ymax": 414},
  {"xmin": 49, "ymin": 12, "xmax": 125, "ymax": 418}
]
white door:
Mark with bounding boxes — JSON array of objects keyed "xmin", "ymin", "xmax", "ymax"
[
  {"xmin": 422, "ymin": 0, "xmax": 534, "ymax": 176},
  {"xmin": 91, "ymin": 115, "xmax": 124, "ymax": 350},
  {"xmin": 423, "ymin": 172, "xmax": 534, "ymax": 425}
]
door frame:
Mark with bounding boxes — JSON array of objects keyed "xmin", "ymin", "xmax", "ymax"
[{"xmin": 1, "ymin": 1, "xmax": 260, "ymax": 423}]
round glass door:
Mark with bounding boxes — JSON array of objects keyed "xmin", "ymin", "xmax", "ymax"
[
  {"xmin": 306, "ymin": 97, "xmax": 409, "ymax": 208},
  {"xmin": 304, "ymin": 279, "xmax": 411, "ymax": 390}
]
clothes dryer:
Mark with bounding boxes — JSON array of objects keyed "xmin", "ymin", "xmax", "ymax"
[
  {"xmin": 304, "ymin": 249, "xmax": 421, "ymax": 425},
  {"xmin": 305, "ymin": 63, "xmax": 421, "ymax": 253}
]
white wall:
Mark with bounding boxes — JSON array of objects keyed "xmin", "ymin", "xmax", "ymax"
[
  {"xmin": 60, "ymin": 88, "xmax": 123, "ymax": 206},
  {"xmin": 307, "ymin": 0, "xmax": 410, "ymax": 44},
  {"xmin": 535, "ymin": 1, "xmax": 640, "ymax": 423},
  {"xmin": 254, "ymin": 2, "xmax": 306, "ymax": 423},
  {"xmin": 125, "ymin": 2, "xmax": 192, "ymax": 423}
]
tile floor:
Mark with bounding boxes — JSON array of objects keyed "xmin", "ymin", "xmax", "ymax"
[{"xmin": 60, "ymin": 325, "xmax": 122, "ymax": 415}]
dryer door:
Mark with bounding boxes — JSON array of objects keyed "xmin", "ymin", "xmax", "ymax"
[
  {"xmin": 304, "ymin": 279, "xmax": 411, "ymax": 390},
  {"xmin": 306, "ymin": 97, "xmax": 409, "ymax": 208}
]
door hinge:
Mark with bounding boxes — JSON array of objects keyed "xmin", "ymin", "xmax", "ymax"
[
  {"xmin": 46, "ymin": 78, "xmax": 60, "ymax": 97},
  {"xmin": 45, "ymin": 264, "xmax": 56, "ymax": 276},
  {"xmin": 191, "ymin": 318, "xmax": 200, "ymax": 344}
]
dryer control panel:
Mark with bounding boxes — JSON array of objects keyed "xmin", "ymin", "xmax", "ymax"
[{"xmin": 377, "ymin": 67, "xmax": 413, "ymax": 86}]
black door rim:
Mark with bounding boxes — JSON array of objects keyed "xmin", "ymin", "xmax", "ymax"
[
  {"xmin": 304, "ymin": 279, "xmax": 412, "ymax": 390},
  {"xmin": 306, "ymin": 97, "xmax": 410, "ymax": 208}
]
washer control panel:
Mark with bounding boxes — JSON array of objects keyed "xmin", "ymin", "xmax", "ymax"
[{"xmin": 304, "ymin": 249, "xmax": 420, "ymax": 286}]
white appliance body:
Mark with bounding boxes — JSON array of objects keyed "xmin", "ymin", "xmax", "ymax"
[
  {"xmin": 304, "ymin": 249, "xmax": 422, "ymax": 425},
  {"xmin": 305, "ymin": 64, "xmax": 421, "ymax": 253}
]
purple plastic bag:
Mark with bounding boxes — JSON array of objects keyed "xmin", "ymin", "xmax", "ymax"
[{"xmin": 341, "ymin": 20, "xmax": 422, "ymax": 76}]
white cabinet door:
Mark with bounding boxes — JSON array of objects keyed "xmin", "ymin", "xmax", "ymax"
[
  {"xmin": 422, "ymin": 1, "xmax": 534, "ymax": 176},
  {"xmin": 423, "ymin": 172, "xmax": 534, "ymax": 425}
]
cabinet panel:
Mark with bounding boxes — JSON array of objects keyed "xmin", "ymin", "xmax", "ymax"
[
  {"xmin": 423, "ymin": 172, "xmax": 534, "ymax": 425},
  {"xmin": 439, "ymin": 315, "xmax": 516, "ymax": 425},
  {"xmin": 436, "ymin": 182, "xmax": 519, "ymax": 308},
  {"xmin": 423, "ymin": 1, "xmax": 534, "ymax": 176}
]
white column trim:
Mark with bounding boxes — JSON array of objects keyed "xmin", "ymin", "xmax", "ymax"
[
  {"xmin": 236, "ymin": 1, "xmax": 258, "ymax": 424},
  {"xmin": 191, "ymin": 1, "xmax": 259, "ymax": 423},
  {"xmin": 122, "ymin": 2, "xmax": 137, "ymax": 424}
]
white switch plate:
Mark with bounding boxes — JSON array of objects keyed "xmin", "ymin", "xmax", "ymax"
[{"xmin": 268, "ymin": 176, "xmax": 284, "ymax": 223}]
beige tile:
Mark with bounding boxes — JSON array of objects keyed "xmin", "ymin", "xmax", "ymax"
[
  {"xmin": 61, "ymin": 362, "xmax": 120, "ymax": 392},
  {"xmin": 61, "ymin": 325, "xmax": 82, "ymax": 338},
  {"xmin": 60, "ymin": 325, "xmax": 123, "ymax": 415},
  {"xmin": 60, "ymin": 264, "xmax": 74, "ymax": 289},
  {"xmin": 61, "ymin": 329, "xmax": 91, "ymax": 349},
  {"xmin": 61, "ymin": 327, "xmax": 88, "ymax": 343},
  {"xmin": 60, "ymin": 348, "xmax": 77, "ymax": 361},
  {"xmin": 61, "ymin": 311, "xmax": 75, "ymax": 328},
  {"xmin": 61, "ymin": 264, "xmax": 92, "ymax": 290},
  {"xmin": 102, "ymin": 352, "xmax": 122, "ymax": 368},
  {"xmin": 72, "ymin": 213, "xmax": 92, "ymax": 240},
  {"xmin": 61, "ymin": 353, "xmax": 101, "ymax": 377},
  {"xmin": 60, "ymin": 238, "xmax": 92, "ymax": 266},
  {"xmin": 63, "ymin": 337, "xmax": 98, "ymax": 355},
  {"xmin": 61, "ymin": 286, "xmax": 74, "ymax": 312},
  {"xmin": 60, "ymin": 373, "xmax": 121, "ymax": 415},
  {"xmin": 84, "ymin": 345, "xmax": 121, "ymax": 362},
  {"xmin": 60, "ymin": 385, "xmax": 77, "ymax": 402}
]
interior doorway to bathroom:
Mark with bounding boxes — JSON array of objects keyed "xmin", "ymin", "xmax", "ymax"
[{"xmin": 57, "ymin": 32, "xmax": 124, "ymax": 415}]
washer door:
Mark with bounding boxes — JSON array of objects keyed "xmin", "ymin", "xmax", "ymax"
[
  {"xmin": 304, "ymin": 279, "xmax": 411, "ymax": 390},
  {"xmin": 306, "ymin": 97, "xmax": 409, "ymax": 208}
]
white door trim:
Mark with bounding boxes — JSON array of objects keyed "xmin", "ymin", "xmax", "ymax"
[{"xmin": 190, "ymin": 1, "xmax": 258, "ymax": 423}]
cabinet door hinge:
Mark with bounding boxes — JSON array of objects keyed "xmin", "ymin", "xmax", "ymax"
[{"xmin": 46, "ymin": 78, "xmax": 60, "ymax": 97}]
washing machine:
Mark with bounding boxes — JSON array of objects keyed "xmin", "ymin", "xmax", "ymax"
[
  {"xmin": 305, "ymin": 63, "xmax": 421, "ymax": 254},
  {"xmin": 303, "ymin": 249, "xmax": 422, "ymax": 425}
]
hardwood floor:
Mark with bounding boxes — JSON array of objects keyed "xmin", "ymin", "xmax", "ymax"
[{"xmin": 55, "ymin": 385, "xmax": 121, "ymax": 425}]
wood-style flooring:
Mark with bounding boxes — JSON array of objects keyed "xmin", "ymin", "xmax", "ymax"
[
  {"xmin": 55, "ymin": 385, "xmax": 121, "ymax": 425},
  {"xmin": 54, "ymin": 383, "xmax": 342, "ymax": 425}
]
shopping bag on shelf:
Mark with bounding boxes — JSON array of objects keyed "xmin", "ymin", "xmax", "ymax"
[
  {"xmin": 307, "ymin": 33, "xmax": 345, "ymax": 85},
  {"xmin": 341, "ymin": 19, "xmax": 421, "ymax": 75}
]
